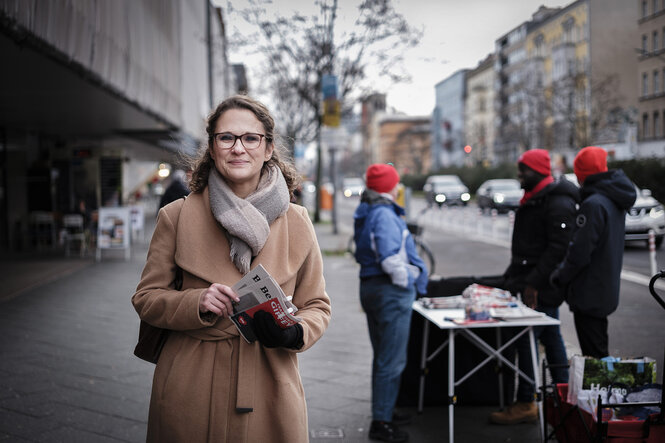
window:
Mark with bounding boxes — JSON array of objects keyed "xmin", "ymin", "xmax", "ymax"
[
  {"xmin": 643, "ymin": 72, "xmax": 649, "ymax": 95},
  {"xmin": 654, "ymin": 31, "xmax": 659, "ymax": 51},
  {"xmin": 562, "ymin": 17, "xmax": 575, "ymax": 43},
  {"xmin": 655, "ymin": 70, "xmax": 660, "ymax": 93},
  {"xmin": 643, "ymin": 113, "xmax": 650, "ymax": 138},
  {"xmin": 643, "ymin": 35, "xmax": 648, "ymax": 53},
  {"xmin": 655, "ymin": 112, "xmax": 661, "ymax": 138},
  {"xmin": 643, "ymin": 0, "xmax": 648, "ymax": 17}
]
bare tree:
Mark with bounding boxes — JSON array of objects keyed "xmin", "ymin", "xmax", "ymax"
[{"xmin": 226, "ymin": 0, "xmax": 421, "ymax": 220}]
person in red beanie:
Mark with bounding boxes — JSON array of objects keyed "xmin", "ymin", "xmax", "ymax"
[
  {"xmin": 489, "ymin": 149, "xmax": 579, "ymax": 425},
  {"xmin": 573, "ymin": 146, "xmax": 608, "ymax": 185},
  {"xmin": 352, "ymin": 163, "xmax": 429, "ymax": 443},
  {"xmin": 551, "ymin": 147, "xmax": 636, "ymax": 358}
]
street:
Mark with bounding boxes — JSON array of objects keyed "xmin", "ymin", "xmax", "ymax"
[
  {"xmin": 0, "ymin": 200, "xmax": 662, "ymax": 442},
  {"xmin": 335, "ymin": 194, "xmax": 665, "ymax": 380}
]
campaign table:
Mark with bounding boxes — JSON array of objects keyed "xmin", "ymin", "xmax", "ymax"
[{"xmin": 413, "ymin": 301, "xmax": 561, "ymax": 443}]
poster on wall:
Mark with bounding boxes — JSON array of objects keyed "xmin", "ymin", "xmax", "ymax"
[{"xmin": 96, "ymin": 206, "xmax": 131, "ymax": 260}]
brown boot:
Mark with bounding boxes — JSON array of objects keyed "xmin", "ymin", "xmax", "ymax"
[{"xmin": 489, "ymin": 401, "xmax": 537, "ymax": 425}]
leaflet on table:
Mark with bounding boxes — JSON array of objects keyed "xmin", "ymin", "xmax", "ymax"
[
  {"xmin": 489, "ymin": 306, "xmax": 546, "ymax": 321},
  {"xmin": 230, "ymin": 264, "xmax": 301, "ymax": 343}
]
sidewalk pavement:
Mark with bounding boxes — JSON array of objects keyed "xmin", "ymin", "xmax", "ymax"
[{"xmin": 0, "ymin": 220, "xmax": 543, "ymax": 442}]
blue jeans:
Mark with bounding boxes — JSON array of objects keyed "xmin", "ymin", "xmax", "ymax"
[
  {"xmin": 360, "ymin": 276, "xmax": 416, "ymax": 422},
  {"xmin": 515, "ymin": 305, "xmax": 569, "ymax": 403}
]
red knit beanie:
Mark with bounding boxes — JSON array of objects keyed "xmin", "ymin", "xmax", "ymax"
[
  {"xmin": 365, "ymin": 164, "xmax": 400, "ymax": 193},
  {"xmin": 574, "ymin": 146, "xmax": 608, "ymax": 184},
  {"xmin": 518, "ymin": 149, "xmax": 551, "ymax": 176}
]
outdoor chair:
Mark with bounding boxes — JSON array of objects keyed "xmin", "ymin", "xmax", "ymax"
[{"xmin": 62, "ymin": 214, "xmax": 87, "ymax": 257}]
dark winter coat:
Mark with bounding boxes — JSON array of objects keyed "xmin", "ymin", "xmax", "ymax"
[
  {"xmin": 554, "ymin": 170, "xmax": 637, "ymax": 318},
  {"xmin": 504, "ymin": 177, "xmax": 579, "ymax": 307}
]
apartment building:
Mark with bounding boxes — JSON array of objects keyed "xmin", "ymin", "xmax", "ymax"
[
  {"xmin": 464, "ymin": 54, "xmax": 496, "ymax": 166},
  {"xmin": 432, "ymin": 70, "xmax": 468, "ymax": 169},
  {"xmin": 378, "ymin": 116, "xmax": 431, "ymax": 176},
  {"xmin": 637, "ymin": 0, "xmax": 665, "ymax": 157}
]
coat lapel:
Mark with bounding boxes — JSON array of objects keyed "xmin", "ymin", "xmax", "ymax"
[{"xmin": 175, "ymin": 189, "xmax": 243, "ymax": 285}]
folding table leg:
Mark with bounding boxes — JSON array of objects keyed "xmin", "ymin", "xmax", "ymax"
[
  {"xmin": 449, "ymin": 329, "xmax": 455, "ymax": 443},
  {"xmin": 496, "ymin": 328, "xmax": 504, "ymax": 409},
  {"xmin": 528, "ymin": 327, "xmax": 544, "ymax": 442},
  {"xmin": 417, "ymin": 319, "xmax": 430, "ymax": 413}
]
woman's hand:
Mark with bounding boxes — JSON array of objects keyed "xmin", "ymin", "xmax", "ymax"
[{"xmin": 199, "ymin": 283, "xmax": 240, "ymax": 318}]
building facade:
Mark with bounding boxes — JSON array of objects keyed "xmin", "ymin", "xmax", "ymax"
[
  {"xmin": 432, "ymin": 70, "xmax": 467, "ymax": 169},
  {"xmin": 501, "ymin": 0, "xmax": 639, "ymax": 167},
  {"xmin": 0, "ymin": 0, "xmax": 235, "ymax": 253},
  {"xmin": 464, "ymin": 54, "xmax": 496, "ymax": 166},
  {"xmin": 637, "ymin": 0, "xmax": 665, "ymax": 157},
  {"xmin": 378, "ymin": 116, "xmax": 431, "ymax": 176}
]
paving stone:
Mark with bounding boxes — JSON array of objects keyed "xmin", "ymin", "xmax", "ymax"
[{"xmin": 0, "ymin": 408, "xmax": 63, "ymax": 441}]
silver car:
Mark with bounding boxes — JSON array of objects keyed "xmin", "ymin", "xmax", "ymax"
[
  {"xmin": 342, "ymin": 177, "xmax": 364, "ymax": 198},
  {"xmin": 625, "ymin": 187, "xmax": 665, "ymax": 248},
  {"xmin": 476, "ymin": 179, "xmax": 523, "ymax": 213},
  {"xmin": 423, "ymin": 175, "xmax": 471, "ymax": 207}
]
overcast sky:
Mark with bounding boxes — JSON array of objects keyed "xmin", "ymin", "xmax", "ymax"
[
  {"xmin": 386, "ymin": 0, "xmax": 573, "ymax": 115},
  {"xmin": 224, "ymin": 0, "xmax": 574, "ymax": 116}
]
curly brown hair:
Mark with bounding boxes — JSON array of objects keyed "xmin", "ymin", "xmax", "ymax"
[{"xmin": 187, "ymin": 95, "xmax": 301, "ymax": 198}]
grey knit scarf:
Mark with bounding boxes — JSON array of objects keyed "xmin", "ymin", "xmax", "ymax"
[{"xmin": 208, "ymin": 165, "xmax": 290, "ymax": 274}]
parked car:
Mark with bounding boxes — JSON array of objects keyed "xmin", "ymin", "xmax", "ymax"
[
  {"xmin": 423, "ymin": 175, "xmax": 470, "ymax": 207},
  {"xmin": 625, "ymin": 187, "xmax": 665, "ymax": 248},
  {"xmin": 342, "ymin": 177, "xmax": 364, "ymax": 198},
  {"xmin": 476, "ymin": 179, "xmax": 523, "ymax": 213},
  {"xmin": 564, "ymin": 173, "xmax": 664, "ymax": 248}
]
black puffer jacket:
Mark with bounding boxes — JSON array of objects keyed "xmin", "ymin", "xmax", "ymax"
[
  {"xmin": 555, "ymin": 170, "xmax": 637, "ymax": 318},
  {"xmin": 504, "ymin": 177, "xmax": 579, "ymax": 307}
]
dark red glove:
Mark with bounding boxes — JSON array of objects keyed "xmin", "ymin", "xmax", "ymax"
[{"xmin": 252, "ymin": 310, "xmax": 304, "ymax": 349}]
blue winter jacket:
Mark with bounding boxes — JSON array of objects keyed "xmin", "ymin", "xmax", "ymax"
[
  {"xmin": 353, "ymin": 190, "xmax": 429, "ymax": 294},
  {"xmin": 555, "ymin": 169, "xmax": 636, "ymax": 318}
]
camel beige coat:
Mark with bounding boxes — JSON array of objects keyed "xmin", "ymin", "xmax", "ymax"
[{"xmin": 132, "ymin": 188, "xmax": 331, "ymax": 442}]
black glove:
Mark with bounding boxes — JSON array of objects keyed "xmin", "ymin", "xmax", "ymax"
[
  {"xmin": 252, "ymin": 310, "xmax": 304, "ymax": 349},
  {"xmin": 549, "ymin": 268, "xmax": 561, "ymax": 288}
]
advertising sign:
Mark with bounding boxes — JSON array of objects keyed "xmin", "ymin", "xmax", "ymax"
[{"xmin": 96, "ymin": 206, "xmax": 131, "ymax": 260}]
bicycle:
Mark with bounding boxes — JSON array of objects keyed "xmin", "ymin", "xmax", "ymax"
[{"xmin": 346, "ymin": 217, "xmax": 436, "ymax": 275}]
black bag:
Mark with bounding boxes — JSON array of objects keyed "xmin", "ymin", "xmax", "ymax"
[{"xmin": 133, "ymin": 266, "xmax": 183, "ymax": 364}]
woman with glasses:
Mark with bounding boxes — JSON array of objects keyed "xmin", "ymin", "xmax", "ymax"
[{"xmin": 132, "ymin": 95, "xmax": 331, "ymax": 443}]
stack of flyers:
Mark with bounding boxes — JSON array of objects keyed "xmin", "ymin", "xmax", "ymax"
[{"xmin": 230, "ymin": 264, "xmax": 301, "ymax": 343}]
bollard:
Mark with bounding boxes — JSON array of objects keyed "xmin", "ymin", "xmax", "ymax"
[
  {"xmin": 491, "ymin": 209, "xmax": 498, "ymax": 239},
  {"xmin": 649, "ymin": 229, "xmax": 658, "ymax": 277}
]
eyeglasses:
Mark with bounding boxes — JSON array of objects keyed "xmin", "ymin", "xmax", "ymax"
[{"xmin": 213, "ymin": 132, "xmax": 267, "ymax": 150}]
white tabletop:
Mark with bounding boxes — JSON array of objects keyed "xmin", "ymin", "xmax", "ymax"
[{"xmin": 413, "ymin": 300, "xmax": 561, "ymax": 329}]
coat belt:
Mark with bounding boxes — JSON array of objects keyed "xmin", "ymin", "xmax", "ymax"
[{"xmin": 185, "ymin": 325, "xmax": 256, "ymax": 414}]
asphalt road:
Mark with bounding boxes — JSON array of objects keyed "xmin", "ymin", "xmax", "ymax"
[{"xmin": 335, "ymin": 195, "xmax": 665, "ymax": 382}]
